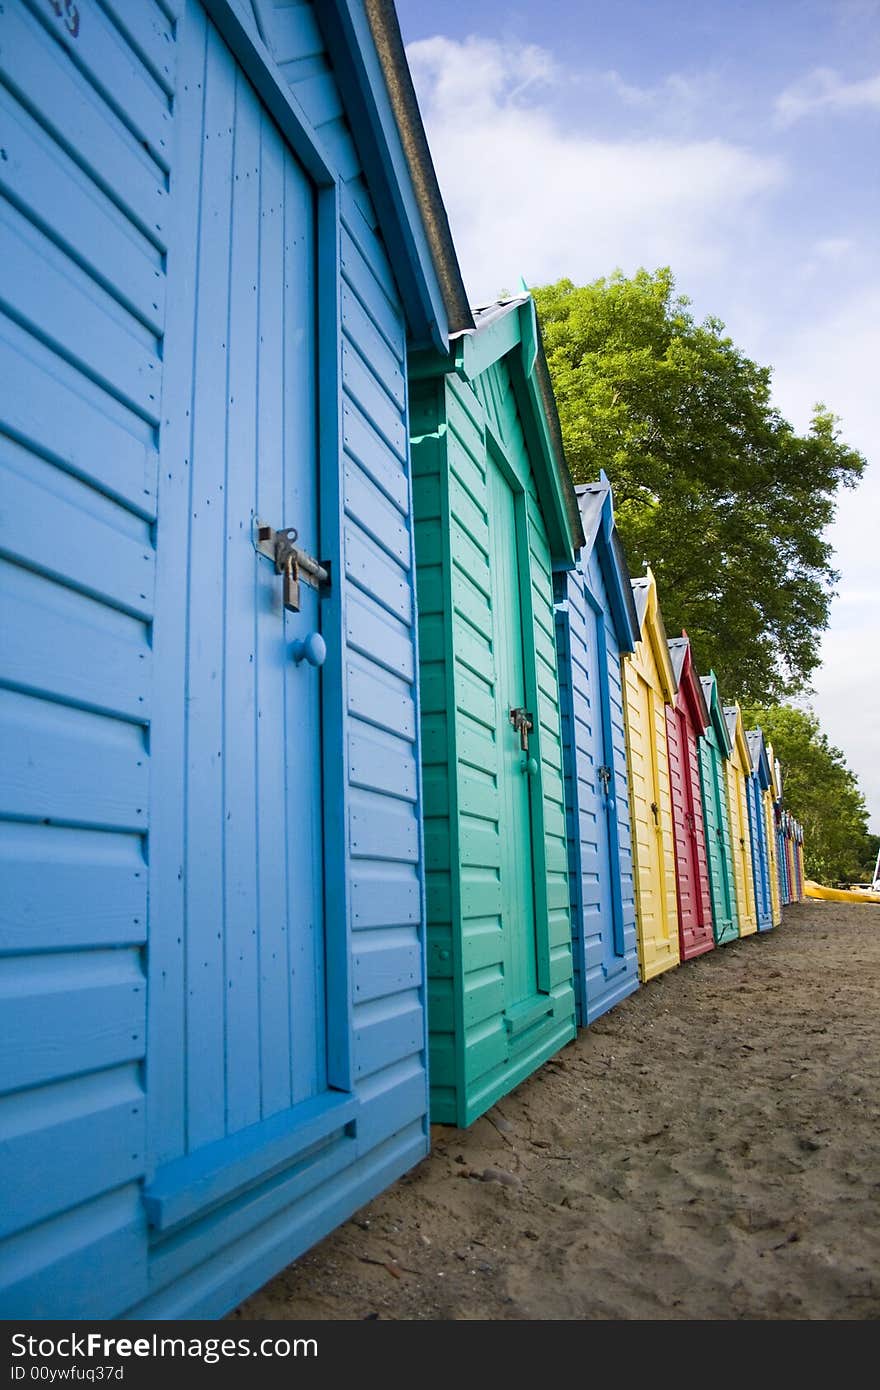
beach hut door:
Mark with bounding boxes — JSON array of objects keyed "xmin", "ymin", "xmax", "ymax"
[
  {"xmin": 143, "ymin": 17, "xmax": 343, "ymax": 1236},
  {"xmin": 487, "ymin": 454, "xmax": 544, "ymax": 1029}
]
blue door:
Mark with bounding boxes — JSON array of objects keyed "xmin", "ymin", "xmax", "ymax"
[
  {"xmin": 556, "ymin": 574, "xmax": 632, "ymax": 1024},
  {"xmin": 144, "ymin": 8, "xmax": 337, "ymax": 1234},
  {"xmin": 748, "ymin": 776, "xmax": 772, "ymax": 931},
  {"xmin": 581, "ymin": 599, "xmax": 628, "ymax": 985}
]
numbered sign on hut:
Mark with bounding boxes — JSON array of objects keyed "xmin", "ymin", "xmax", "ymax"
[
  {"xmin": 410, "ymin": 294, "xmax": 583, "ymax": 1127},
  {"xmin": 554, "ymin": 475, "xmax": 640, "ymax": 1024},
  {"xmin": 724, "ymin": 703, "xmax": 759, "ymax": 937},
  {"xmin": 622, "ymin": 571, "xmax": 680, "ymax": 981},
  {"xmin": 0, "ymin": 0, "xmax": 473, "ymax": 1317},
  {"xmin": 745, "ymin": 729, "xmax": 775, "ymax": 932},
  {"xmin": 666, "ymin": 634, "xmax": 715, "ymax": 961}
]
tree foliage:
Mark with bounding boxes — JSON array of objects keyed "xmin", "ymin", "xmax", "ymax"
[
  {"xmin": 742, "ymin": 704, "xmax": 873, "ymax": 884},
  {"xmin": 533, "ymin": 270, "xmax": 865, "ymax": 702}
]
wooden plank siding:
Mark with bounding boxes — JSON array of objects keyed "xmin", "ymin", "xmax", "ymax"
[
  {"xmin": 724, "ymin": 706, "xmax": 758, "ymax": 939},
  {"xmin": 412, "ymin": 348, "xmax": 576, "ymax": 1128},
  {"xmin": 1, "ymin": 0, "xmax": 434, "ymax": 1319},
  {"xmin": 621, "ymin": 579, "xmax": 680, "ymax": 983},
  {"xmin": 553, "ymin": 519, "xmax": 639, "ymax": 1026}
]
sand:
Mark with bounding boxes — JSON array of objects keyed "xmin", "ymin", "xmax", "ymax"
[{"xmin": 233, "ymin": 900, "xmax": 880, "ymax": 1320}]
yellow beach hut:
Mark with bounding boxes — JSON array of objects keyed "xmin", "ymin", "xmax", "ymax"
[
  {"xmin": 765, "ymin": 740, "xmax": 783, "ymax": 927},
  {"xmin": 623, "ymin": 571, "xmax": 680, "ymax": 980},
  {"xmin": 723, "ymin": 703, "xmax": 758, "ymax": 937}
]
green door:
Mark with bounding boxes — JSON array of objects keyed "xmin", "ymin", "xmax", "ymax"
[{"xmin": 487, "ymin": 452, "xmax": 538, "ymax": 1012}]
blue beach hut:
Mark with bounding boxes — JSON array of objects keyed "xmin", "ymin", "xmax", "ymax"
[
  {"xmin": 0, "ymin": 0, "xmax": 471, "ymax": 1318},
  {"xmin": 554, "ymin": 476, "xmax": 641, "ymax": 1024},
  {"xmin": 745, "ymin": 729, "xmax": 774, "ymax": 932}
]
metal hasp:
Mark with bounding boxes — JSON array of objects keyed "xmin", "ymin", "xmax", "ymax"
[
  {"xmin": 509, "ymin": 706, "xmax": 533, "ymax": 752},
  {"xmin": 597, "ymin": 764, "xmax": 612, "ymax": 794},
  {"xmin": 254, "ymin": 519, "xmax": 331, "ymax": 613}
]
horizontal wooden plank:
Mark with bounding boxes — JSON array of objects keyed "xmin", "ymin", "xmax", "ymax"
[
  {"xmin": 352, "ymin": 933, "xmax": 422, "ymax": 1004},
  {"xmin": 0, "ymin": 326, "xmax": 158, "ymax": 519},
  {"xmin": 0, "ymin": 207, "xmax": 161, "ymax": 423},
  {"xmin": 97, "ymin": 0, "xmax": 176, "ymax": 95},
  {"xmin": 345, "ymin": 524, "xmax": 411, "ymax": 624},
  {"xmin": 343, "ymin": 399, "xmax": 408, "ymax": 513},
  {"xmin": 348, "ymin": 720, "xmax": 417, "ymax": 802},
  {"xmin": 459, "ymin": 814, "xmax": 501, "ymax": 868},
  {"xmin": 0, "ymin": 2, "xmax": 168, "ymax": 247},
  {"xmin": 340, "ymin": 215, "xmax": 401, "ymax": 343},
  {"xmin": 349, "ymin": 789, "xmax": 419, "ymax": 864},
  {"xmin": 0, "ymin": 949, "xmax": 145, "ymax": 1093},
  {"xmin": 0, "ymin": 822, "xmax": 145, "ymax": 954},
  {"xmin": 425, "ymin": 874, "xmax": 452, "ymax": 926},
  {"xmin": 344, "ymin": 459, "xmax": 409, "ymax": 561},
  {"xmin": 341, "ymin": 284, "xmax": 404, "ymax": 410},
  {"xmin": 350, "ymin": 866, "xmax": 420, "ymax": 932},
  {"xmin": 463, "ymin": 970, "xmax": 505, "ymax": 1028},
  {"xmin": 0, "ymin": 1185, "xmax": 147, "ymax": 1318},
  {"xmin": 0, "ymin": 689, "xmax": 148, "ymax": 831},
  {"xmin": 355, "ymin": 1063, "xmax": 427, "ymax": 1153},
  {"xmin": 346, "ymin": 655, "xmax": 415, "ymax": 740},
  {"xmin": 0, "ymin": 86, "xmax": 165, "ymax": 335},
  {"xmin": 0, "ymin": 560, "xmax": 151, "ymax": 720},
  {"xmin": 21, "ymin": 0, "xmax": 173, "ymax": 171},
  {"xmin": 345, "ymin": 588, "xmax": 414, "ymax": 683},
  {"xmin": 0, "ymin": 1065, "xmax": 145, "ymax": 1238},
  {"xmin": 354, "ymin": 995, "xmax": 423, "ymax": 1080},
  {"xmin": 342, "ymin": 344, "xmax": 406, "ymax": 461}
]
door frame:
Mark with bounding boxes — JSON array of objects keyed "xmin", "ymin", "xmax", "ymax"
[
  {"xmin": 211, "ymin": 0, "xmax": 359, "ymax": 1090},
  {"xmin": 485, "ymin": 424, "xmax": 552, "ymax": 996},
  {"xmin": 147, "ymin": 0, "xmax": 354, "ymax": 1195},
  {"xmin": 204, "ymin": 0, "xmax": 353, "ymax": 1095}
]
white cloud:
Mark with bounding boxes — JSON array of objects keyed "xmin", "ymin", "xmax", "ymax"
[
  {"xmin": 406, "ymin": 35, "xmax": 784, "ymax": 302},
  {"xmin": 406, "ymin": 33, "xmax": 879, "ymax": 825},
  {"xmin": 775, "ymin": 67, "xmax": 880, "ymax": 125},
  {"xmin": 813, "ymin": 236, "xmax": 855, "ymax": 261}
]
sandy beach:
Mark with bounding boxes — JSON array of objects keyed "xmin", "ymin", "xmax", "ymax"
[{"xmin": 233, "ymin": 899, "xmax": 880, "ymax": 1320}]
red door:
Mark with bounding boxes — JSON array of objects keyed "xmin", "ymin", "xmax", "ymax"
[{"xmin": 667, "ymin": 705, "xmax": 715, "ymax": 959}]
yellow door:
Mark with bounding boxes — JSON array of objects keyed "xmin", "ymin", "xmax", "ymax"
[
  {"xmin": 725, "ymin": 754, "xmax": 757, "ymax": 936},
  {"xmin": 623, "ymin": 661, "xmax": 680, "ymax": 981},
  {"xmin": 764, "ymin": 788, "xmax": 782, "ymax": 926}
]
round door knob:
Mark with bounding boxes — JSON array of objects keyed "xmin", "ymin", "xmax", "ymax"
[
  {"xmin": 522, "ymin": 757, "xmax": 539, "ymax": 776},
  {"xmin": 291, "ymin": 632, "xmax": 326, "ymax": 667}
]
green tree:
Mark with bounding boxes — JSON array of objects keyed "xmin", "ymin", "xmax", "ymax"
[
  {"xmin": 533, "ymin": 270, "xmax": 865, "ymax": 702},
  {"xmin": 743, "ymin": 704, "xmax": 872, "ymax": 884}
]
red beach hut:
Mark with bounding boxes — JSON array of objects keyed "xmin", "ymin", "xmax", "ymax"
[{"xmin": 666, "ymin": 634, "xmax": 715, "ymax": 960}]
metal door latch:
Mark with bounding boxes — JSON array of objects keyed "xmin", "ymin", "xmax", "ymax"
[
  {"xmin": 509, "ymin": 707, "xmax": 533, "ymax": 753},
  {"xmin": 651, "ymin": 800, "xmax": 660, "ymax": 825},
  {"xmin": 254, "ymin": 519, "xmax": 331, "ymax": 613},
  {"xmin": 598, "ymin": 764, "xmax": 612, "ymax": 794}
]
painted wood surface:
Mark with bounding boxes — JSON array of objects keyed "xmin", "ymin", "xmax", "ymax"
[
  {"xmin": 764, "ymin": 741, "xmax": 783, "ymax": 926},
  {"xmin": 622, "ymin": 573, "xmax": 680, "ymax": 982},
  {"xmin": 696, "ymin": 673, "xmax": 739, "ymax": 945},
  {"xmin": 665, "ymin": 638, "xmax": 714, "ymax": 961},
  {"xmin": 412, "ymin": 301, "xmax": 577, "ymax": 1128},
  {"xmin": 554, "ymin": 482, "xmax": 639, "ymax": 1024},
  {"xmin": 745, "ymin": 729, "xmax": 774, "ymax": 932},
  {"xmin": 723, "ymin": 704, "xmax": 758, "ymax": 937},
  {"xmin": 0, "ymin": 0, "xmax": 435, "ymax": 1319}
]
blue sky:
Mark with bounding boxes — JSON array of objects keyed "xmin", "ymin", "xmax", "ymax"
[{"xmin": 398, "ymin": 0, "xmax": 880, "ymax": 833}]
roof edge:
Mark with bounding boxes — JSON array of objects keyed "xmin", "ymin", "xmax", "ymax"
[{"xmin": 363, "ymin": 0, "xmax": 474, "ymax": 339}]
